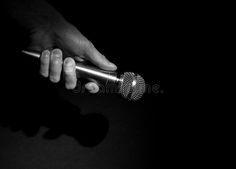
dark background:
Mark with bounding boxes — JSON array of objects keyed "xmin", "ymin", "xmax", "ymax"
[{"xmin": 0, "ymin": 1, "xmax": 195, "ymax": 169}]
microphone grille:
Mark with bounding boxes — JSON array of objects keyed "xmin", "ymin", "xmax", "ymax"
[{"xmin": 119, "ymin": 72, "xmax": 146, "ymax": 101}]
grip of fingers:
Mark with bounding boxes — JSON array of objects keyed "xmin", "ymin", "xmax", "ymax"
[
  {"xmin": 49, "ymin": 49, "xmax": 63, "ymax": 83},
  {"xmin": 63, "ymin": 57, "xmax": 77, "ymax": 89},
  {"xmin": 40, "ymin": 50, "xmax": 50, "ymax": 77}
]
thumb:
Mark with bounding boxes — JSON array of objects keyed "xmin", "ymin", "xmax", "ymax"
[{"xmin": 84, "ymin": 43, "xmax": 117, "ymax": 71}]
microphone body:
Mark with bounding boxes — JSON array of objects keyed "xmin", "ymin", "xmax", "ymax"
[{"xmin": 22, "ymin": 50, "xmax": 145, "ymax": 101}]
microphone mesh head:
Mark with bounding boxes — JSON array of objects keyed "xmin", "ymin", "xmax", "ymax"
[{"xmin": 119, "ymin": 72, "xmax": 146, "ymax": 101}]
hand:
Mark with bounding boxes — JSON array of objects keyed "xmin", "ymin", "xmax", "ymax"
[{"xmin": 28, "ymin": 22, "xmax": 117, "ymax": 93}]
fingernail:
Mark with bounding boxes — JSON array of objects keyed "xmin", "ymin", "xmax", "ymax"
[
  {"xmin": 65, "ymin": 58, "xmax": 74, "ymax": 66},
  {"xmin": 52, "ymin": 49, "xmax": 62, "ymax": 58},
  {"xmin": 64, "ymin": 59, "xmax": 74, "ymax": 73},
  {"xmin": 42, "ymin": 50, "xmax": 50, "ymax": 58}
]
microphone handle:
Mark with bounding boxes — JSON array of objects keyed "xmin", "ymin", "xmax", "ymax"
[{"xmin": 21, "ymin": 50, "xmax": 120, "ymax": 84}]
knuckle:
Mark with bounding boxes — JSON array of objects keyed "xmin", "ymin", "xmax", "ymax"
[
  {"xmin": 64, "ymin": 70, "xmax": 74, "ymax": 76},
  {"xmin": 40, "ymin": 60, "xmax": 49, "ymax": 68},
  {"xmin": 65, "ymin": 83, "xmax": 76, "ymax": 90},
  {"xmin": 41, "ymin": 51, "xmax": 50, "ymax": 63},
  {"xmin": 64, "ymin": 57, "xmax": 75, "ymax": 65},
  {"xmin": 50, "ymin": 65, "xmax": 62, "ymax": 75},
  {"xmin": 79, "ymin": 39, "xmax": 92, "ymax": 49},
  {"xmin": 40, "ymin": 64, "xmax": 49, "ymax": 77},
  {"xmin": 40, "ymin": 67, "xmax": 48, "ymax": 76},
  {"xmin": 51, "ymin": 58, "xmax": 62, "ymax": 65},
  {"xmin": 51, "ymin": 48, "xmax": 62, "ymax": 59},
  {"xmin": 64, "ymin": 58, "xmax": 75, "ymax": 73},
  {"xmin": 41, "ymin": 50, "xmax": 50, "ymax": 57},
  {"xmin": 65, "ymin": 74, "xmax": 77, "ymax": 89},
  {"xmin": 52, "ymin": 48, "xmax": 62, "ymax": 55},
  {"xmin": 40, "ymin": 71, "xmax": 48, "ymax": 77},
  {"xmin": 49, "ymin": 75, "xmax": 60, "ymax": 83},
  {"xmin": 85, "ymin": 41, "xmax": 94, "ymax": 49}
]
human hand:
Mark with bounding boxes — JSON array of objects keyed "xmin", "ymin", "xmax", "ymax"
[{"xmin": 28, "ymin": 22, "xmax": 117, "ymax": 93}]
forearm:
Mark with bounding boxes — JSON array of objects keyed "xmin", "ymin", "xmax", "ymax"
[{"xmin": 5, "ymin": 0, "xmax": 68, "ymax": 31}]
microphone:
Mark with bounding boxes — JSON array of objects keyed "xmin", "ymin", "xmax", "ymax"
[{"xmin": 22, "ymin": 50, "xmax": 146, "ymax": 101}]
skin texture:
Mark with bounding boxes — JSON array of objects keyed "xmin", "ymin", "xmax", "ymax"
[
  {"xmin": 5, "ymin": 0, "xmax": 117, "ymax": 93},
  {"xmin": 30, "ymin": 23, "xmax": 117, "ymax": 93}
]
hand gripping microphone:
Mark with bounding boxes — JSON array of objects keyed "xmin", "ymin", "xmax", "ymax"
[{"xmin": 22, "ymin": 50, "xmax": 146, "ymax": 101}]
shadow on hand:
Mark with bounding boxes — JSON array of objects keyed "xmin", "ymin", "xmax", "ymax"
[{"xmin": 0, "ymin": 87, "xmax": 109, "ymax": 148}]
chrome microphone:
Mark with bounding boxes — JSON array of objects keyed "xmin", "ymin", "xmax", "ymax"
[{"xmin": 22, "ymin": 50, "xmax": 146, "ymax": 101}]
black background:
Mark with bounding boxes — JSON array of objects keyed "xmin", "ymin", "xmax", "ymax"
[{"xmin": 0, "ymin": 1, "xmax": 197, "ymax": 169}]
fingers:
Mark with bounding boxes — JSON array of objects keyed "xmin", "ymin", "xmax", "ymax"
[
  {"xmin": 49, "ymin": 49, "xmax": 63, "ymax": 82},
  {"xmin": 40, "ymin": 50, "xmax": 50, "ymax": 77},
  {"xmin": 39, "ymin": 48, "xmax": 63, "ymax": 83},
  {"xmin": 40, "ymin": 49, "xmax": 63, "ymax": 81},
  {"xmin": 39, "ymin": 48, "xmax": 100, "ymax": 92},
  {"xmin": 39, "ymin": 49, "xmax": 77, "ymax": 89},
  {"xmin": 63, "ymin": 58, "xmax": 99, "ymax": 93},
  {"xmin": 60, "ymin": 26, "xmax": 117, "ymax": 71},
  {"xmin": 85, "ymin": 81, "xmax": 99, "ymax": 93},
  {"xmin": 74, "ymin": 56, "xmax": 85, "ymax": 62},
  {"xmin": 63, "ymin": 57, "xmax": 77, "ymax": 89},
  {"xmin": 84, "ymin": 42, "xmax": 117, "ymax": 71}
]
